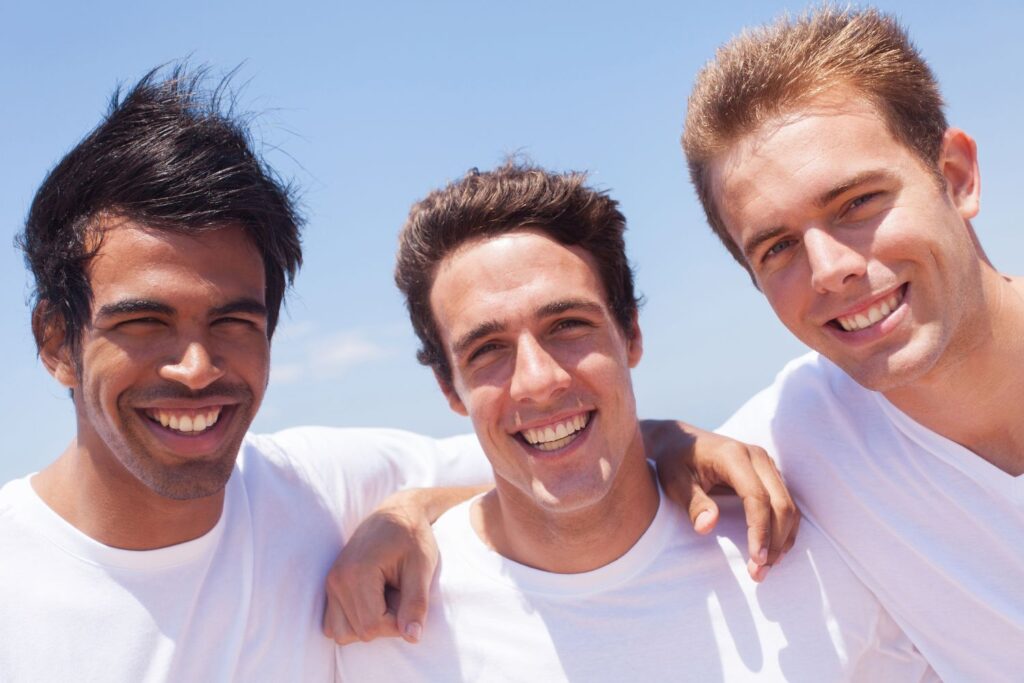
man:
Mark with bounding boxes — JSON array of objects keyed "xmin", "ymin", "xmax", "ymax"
[
  {"xmin": 676, "ymin": 7, "xmax": 1024, "ymax": 680},
  {"xmin": 1, "ymin": 67, "xmax": 795, "ymax": 680},
  {"xmin": 338, "ymin": 162, "xmax": 933, "ymax": 680}
]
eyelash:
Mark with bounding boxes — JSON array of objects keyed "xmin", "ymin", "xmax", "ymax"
[{"xmin": 763, "ymin": 239, "xmax": 796, "ymax": 261}]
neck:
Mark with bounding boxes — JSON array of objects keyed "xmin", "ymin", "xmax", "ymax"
[
  {"xmin": 472, "ymin": 435, "xmax": 660, "ymax": 574},
  {"xmin": 884, "ymin": 269, "xmax": 1024, "ymax": 475},
  {"xmin": 32, "ymin": 438, "xmax": 225, "ymax": 550}
]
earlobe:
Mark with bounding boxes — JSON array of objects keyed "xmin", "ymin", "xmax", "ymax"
[
  {"xmin": 34, "ymin": 303, "xmax": 77, "ymax": 389},
  {"xmin": 939, "ymin": 128, "xmax": 981, "ymax": 220},
  {"xmin": 434, "ymin": 369, "xmax": 469, "ymax": 417}
]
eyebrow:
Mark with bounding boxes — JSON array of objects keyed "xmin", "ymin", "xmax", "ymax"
[
  {"xmin": 449, "ymin": 298, "xmax": 604, "ymax": 358},
  {"xmin": 94, "ymin": 297, "xmax": 268, "ymax": 322},
  {"xmin": 210, "ymin": 298, "xmax": 268, "ymax": 318},
  {"xmin": 94, "ymin": 299, "xmax": 175, "ymax": 322},
  {"xmin": 814, "ymin": 170, "xmax": 892, "ymax": 208},
  {"xmin": 742, "ymin": 170, "xmax": 894, "ymax": 261}
]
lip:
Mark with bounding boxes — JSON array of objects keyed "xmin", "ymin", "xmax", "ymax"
[
  {"xmin": 824, "ymin": 283, "xmax": 910, "ymax": 346},
  {"xmin": 512, "ymin": 407, "xmax": 593, "ymax": 435},
  {"xmin": 136, "ymin": 404, "xmax": 239, "ymax": 459},
  {"xmin": 829, "ymin": 283, "xmax": 906, "ymax": 322},
  {"xmin": 514, "ymin": 410, "xmax": 595, "ymax": 460}
]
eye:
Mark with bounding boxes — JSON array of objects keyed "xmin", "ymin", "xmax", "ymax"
[
  {"xmin": 552, "ymin": 318, "xmax": 591, "ymax": 332},
  {"xmin": 763, "ymin": 238, "xmax": 796, "ymax": 261},
  {"xmin": 117, "ymin": 317, "xmax": 164, "ymax": 329},
  {"xmin": 467, "ymin": 341, "xmax": 501, "ymax": 363},
  {"xmin": 844, "ymin": 192, "xmax": 882, "ymax": 217},
  {"xmin": 214, "ymin": 316, "xmax": 254, "ymax": 327}
]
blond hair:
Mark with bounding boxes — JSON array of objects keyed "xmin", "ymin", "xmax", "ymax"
[{"xmin": 682, "ymin": 6, "xmax": 946, "ymax": 271}]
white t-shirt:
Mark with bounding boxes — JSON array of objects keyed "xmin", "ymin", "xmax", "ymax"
[
  {"xmin": 718, "ymin": 352, "xmax": 1024, "ymax": 683},
  {"xmin": 0, "ymin": 427, "xmax": 488, "ymax": 683},
  {"xmin": 338, "ymin": 491, "xmax": 934, "ymax": 682}
]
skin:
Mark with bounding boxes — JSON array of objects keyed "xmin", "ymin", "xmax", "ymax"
[
  {"xmin": 708, "ymin": 91, "xmax": 1024, "ymax": 475},
  {"xmin": 33, "ymin": 219, "xmax": 271, "ymax": 549},
  {"xmin": 429, "ymin": 229, "xmax": 659, "ymax": 573}
]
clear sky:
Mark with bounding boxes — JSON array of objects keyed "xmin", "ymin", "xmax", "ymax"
[{"xmin": 3, "ymin": 0, "xmax": 1022, "ymax": 483}]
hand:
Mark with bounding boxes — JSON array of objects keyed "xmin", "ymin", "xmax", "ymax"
[
  {"xmin": 323, "ymin": 491, "xmax": 437, "ymax": 645},
  {"xmin": 643, "ymin": 420, "xmax": 800, "ymax": 582},
  {"xmin": 323, "ymin": 485, "xmax": 486, "ymax": 645}
]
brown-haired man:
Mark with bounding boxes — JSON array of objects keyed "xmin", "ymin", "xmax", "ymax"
[
  {"xmin": 337, "ymin": 162, "xmax": 933, "ymax": 681},
  {"xmin": 677, "ymin": 7, "xmax": 1024, "ymax": 680}
]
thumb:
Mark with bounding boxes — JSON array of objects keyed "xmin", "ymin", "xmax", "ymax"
[
  {"xmin": 658, "ymin": 462, "xmax": 719, "ymax": 534},
  {"xmin": 688, "ymin": 486, "xmax": 720, "ymax": 535},
  {"xmin": 395, "ymin": 555, "xmax": 434, "ymax": 644}
]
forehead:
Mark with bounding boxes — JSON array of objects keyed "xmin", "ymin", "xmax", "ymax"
[
  {"xmin": 709, "ymin": 96, "xmax": 915, "ymax": 241},
  {"xmin": 428, "ymin": 231, "xmax": 607, "ymax": 337},
  {"xmin": 87, "ymin": 219, "xmax": 266, "ymax": 306}
]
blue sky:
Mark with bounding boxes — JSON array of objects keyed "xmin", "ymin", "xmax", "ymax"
[{"xmin": 3, "ymin": 1, "xmax": 1023, "ymax": 483}]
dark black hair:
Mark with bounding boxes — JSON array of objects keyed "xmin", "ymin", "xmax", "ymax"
[{"xmin": 17, "ymin": 64, "xmax": 303, "ymax": 357}]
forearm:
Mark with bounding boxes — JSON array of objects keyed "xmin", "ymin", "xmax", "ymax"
[{"xmin": 384, "ymin": 484, "xmax": 491, "ymax": 524}]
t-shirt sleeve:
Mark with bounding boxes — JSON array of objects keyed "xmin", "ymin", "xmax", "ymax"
[{"xmin": 257, "ymin": 427, "xmax": 491, "ymax": 539}]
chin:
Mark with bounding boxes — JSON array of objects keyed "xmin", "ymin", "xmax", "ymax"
[{"xmin": 834, "ymin": 340, "xmax": 946, "ymax": 394}]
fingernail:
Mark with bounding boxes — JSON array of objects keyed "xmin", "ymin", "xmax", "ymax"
[
  {"xmin": 695, "ymin": 510, "xmax": 713, "ymax": 529},
  {"xmin": 404, "ymin": 622, "xmax": 422, "ymax": 642},
  {"xmin": 757, "ymin": 548, "xmax": 768, "ymax": 565}
]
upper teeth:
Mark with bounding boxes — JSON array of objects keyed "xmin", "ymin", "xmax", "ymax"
[
  {"xmin": 836, "ymin": 290, "xmax": 902, "ymax": 332},
  {"xmin": 147, "ymin": 408, "xmax": 222, "ymax": 434},
  {"xmin": 521, "ymin": 413, "xmax": 589, "ymax": 452}
]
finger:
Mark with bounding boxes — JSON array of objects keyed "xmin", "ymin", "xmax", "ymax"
[
  {"xmin": 656, "ymin": 456, "xmax": 697, "ymax": 514},
  {"xmin": 323, "ymin": 596, "xmax": 358, "ymax": 645},
  {"xmin": 395, "ymin": 554, "xmax": 436, "ymax": 644},
  {"xmin": 330, "ymin": 563, "xmax": 396, "ymax": 642},
  {"xmin": 688, "ymin": 486, "xmax": 720, "ymax": 535},
  {"xmin": 781, "ymin": 509, "xmax": 801, "ymax": 555},
  {"xmin": 749, "ymin": 448, "xmax": 799, "ymax": 567},
  {"xmin": 718, "ymin": 452, "xmax": 772, "ymax": 570}
]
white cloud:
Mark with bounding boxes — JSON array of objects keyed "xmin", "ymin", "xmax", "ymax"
[{"xmin": 270, "ymin": 326, "xmax": 391, "ymax": 384}]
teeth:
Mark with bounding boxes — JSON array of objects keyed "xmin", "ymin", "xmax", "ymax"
[
  {"xmin": 146, "ymin": 407, "xmax": 223, "ymax": 434},
  {"xmin": 521, "ymin": 412, "xmax": 590, "ymax": 450},
  {"xmin": 836, "ymin": 290, "xmax": 903, "ymax": 332}
]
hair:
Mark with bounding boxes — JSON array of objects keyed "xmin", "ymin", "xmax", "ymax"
[
  {"xmin": 17, "ymin": 64, "xmax": 303, "ymax": 358},
  {"xmin": 395, "ymin": 160, "xmax": 639, "ymax": 387},
  {"xmin": 682, "ymin": 5, "xmax": 947, "ymax": 274}
]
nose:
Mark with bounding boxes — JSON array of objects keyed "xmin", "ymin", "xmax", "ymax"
[
  {"xmin": 805, "ymin": 228, "xmax": 867, "ymax": 293},
  {"xmin": 509, "ymin": 333, "xmax": 571, "ymax": 405},
  {"xmin": 159, "ymin": 339, "xmax": 225, "ymax": 391}
]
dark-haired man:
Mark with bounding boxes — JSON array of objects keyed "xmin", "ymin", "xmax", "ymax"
[
  {"xmin": 675, "ymin": 6, "xmax": 1024, "ymax": 679},
  {"xmin": 0, "ymin": 68, "xmax": 795, "ymax": 680},
  {"xmin": 338, "ymin": 163, "xmax": 933, "ymax": 681}
]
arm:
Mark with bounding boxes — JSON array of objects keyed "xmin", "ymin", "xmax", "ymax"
[
  {"xmin": 323, "ymin": 484, "xmax": 489, "ymax": 645},
  {"xmin": 325, "ymin": 420, "xmax": 800, "ymax": 646},
  {"xmin": 642, "ymin": 419, "xmax": 799, "ymax": 581}
]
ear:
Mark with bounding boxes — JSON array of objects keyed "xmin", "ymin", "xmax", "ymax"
[
  {"xmin": 33, "ymin": 302, "xmax": 77, "ymax": 389},
  {"xmin": 938, "ymin": 128, "xmax": 981, "ymax": 220},
  {"xmin": 626, "ymin": 312, "xmax": 643, "ymax": 368},
  {"xmin": 434, "ymin": 369, "xmax": 468, "ymax": 417}
]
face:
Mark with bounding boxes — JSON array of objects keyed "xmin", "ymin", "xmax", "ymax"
[
  {"xmin": 708, "ymin": 94, "xmax": 984, "ymax": 391},
  {"xmin": 429, "ymin": 230, "xmax": 644, "ymax": 514},
  {"xmin": 45, "ymin": 219, "xmax": 270, "ymax": 500}
]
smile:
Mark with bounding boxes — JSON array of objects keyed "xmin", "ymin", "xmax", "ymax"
[
  {"xmin": 143, "ymin": 407, "xmax": 223, "ymax": 435},
  {"xmin": 519, "ymin": 412, "xmax": 592, "ymax": 452},
  {"xmin": 832, "ymin": 285, "xmax": 905, "ymax": 332}
]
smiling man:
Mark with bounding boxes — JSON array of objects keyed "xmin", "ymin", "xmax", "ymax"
[
  {"xmin": 1, "ymin": 66, "xmax": 806, "ymax": 681},
  {"xmin": 0, "ymin": 68, "xmax": 497, "ymax": 682},
  {"xmin": 679, "ymin": 7, "xmax": 1024, "ymax": 680},
  {"xmin": 337, "ymin": 162, "xmax": 933, "ymax": 681}
]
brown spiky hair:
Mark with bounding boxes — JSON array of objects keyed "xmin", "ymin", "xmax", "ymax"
[
  {"xmin": 682, "ymin": 5, "xmax": 947, "ymax": 276},
  {"xmin": 395, "ymin": 160, "xmax": 639, "ymax": 388}
]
